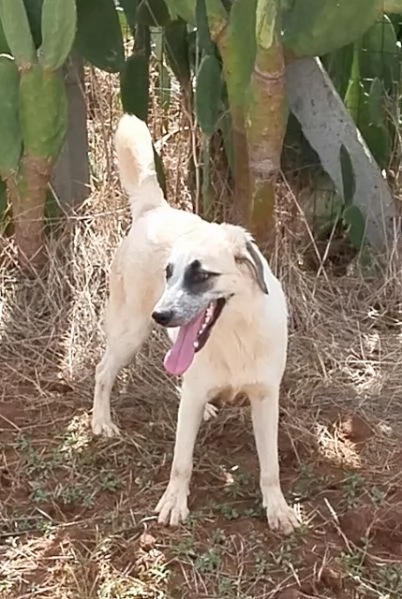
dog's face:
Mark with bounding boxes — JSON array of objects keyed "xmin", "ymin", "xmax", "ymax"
[{"xmin": 152, "ymin": 224, "xmax": 269, "ymax": 376}]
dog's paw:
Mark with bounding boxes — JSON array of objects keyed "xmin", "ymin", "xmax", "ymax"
[
  {"xmin": 203, "ymin": 402, "xmax": 218, "ymax": 421},
  {"xmin": 155, "ymin": 483, "xmax": 189, "ymax": 526},
  {"xmin": 265, "ymin": 495, "xmax": 300, "ymax": 535},
  {"xmin": 91, "ymin": 416, "xmax": 120, "ymax": 438}
]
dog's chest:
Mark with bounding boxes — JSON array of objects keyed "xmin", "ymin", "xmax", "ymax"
[{"xmin": 199, "ymin": 326, "xmax": 273, "ymax": 389}]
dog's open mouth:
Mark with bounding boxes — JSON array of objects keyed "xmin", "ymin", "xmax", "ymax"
[{"xmin": 164, "ymin": 298, "xmax": 226, "ymax": 376}]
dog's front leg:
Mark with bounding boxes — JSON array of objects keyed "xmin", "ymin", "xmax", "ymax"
[
  {"xmin": 155, "ymin": 381, "xmax": 206, "ymax": 526},
  {"xmin": 250, "ymin": 384, "xmax": 300, "ymax": 534}
]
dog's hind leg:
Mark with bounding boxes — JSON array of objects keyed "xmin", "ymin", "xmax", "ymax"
[
  {"xmin": 92, "ymin": 319, "xmax": 150, "ymax": 437},
  {"xmin": 249, "ymin": 383, "xmax": 300, "ymax": 535}
]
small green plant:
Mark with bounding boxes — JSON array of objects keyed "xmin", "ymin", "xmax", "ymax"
[
  {"xmin": 378, "ymin": 564, "xmax": 402, "ymax": 594},
  {"xmin": 343, "ymin": 472, "xmax": 364, "ymax": 508},
  {"xmin": 255, "ymin": 550, "xmax": 270, "ymax": 575},
  {"xmin": 196, "ymin": 548, "xmax": 221, "ymax": 573},
  {"xmin": 218, "ymin": 502, "xmax": 240, "ymax": 520},
  {"xmin": 370, "ymin": 485, "xmax": 387, "ymax": 506},
  {"xmin": 57, "ymin": 483, "xmax": 94, "ymax": 508},
  {"xmin": 98, "ymin": 469, "xmax": 123, "ymax": 492},
  {"xmin": 210, "ymin": 527, "xmax": 226, "ymax": 544},
  {"xmin": 225, "ymin": 468, "xmax": 255, "ymax": 499},
  {"xmin": 29, "ymin": 483, "xmax": 51, "ymax": 503},
  {"xmin": 339, "ymin": 144, "xmax": 366, "ymax": 251},
  {"xmin": 173, "ymin": 536, "xmax": 197, "ymax": 559},
  {"xmin": 341, "ymin": 547, "xmax": 366, "ymax": 580},
  {"xmin": 218, "ymin": 576, "xmax": 237, "ymax": 597},
  {"xmin": 269, "ymin": 539, "xmax": 300, "ymax": 574}
]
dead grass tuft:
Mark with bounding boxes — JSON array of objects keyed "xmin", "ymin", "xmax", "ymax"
[{"xmin": 1, "ymin": 67, "xmax": 402, "ymax": 599}]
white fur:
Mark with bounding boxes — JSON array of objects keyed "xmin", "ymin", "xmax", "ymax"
[{"xmin": 92, "ymin": 114, "xmax": 299, "ymax": 535}]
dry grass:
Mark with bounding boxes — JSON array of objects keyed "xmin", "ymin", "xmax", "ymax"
[{"xmin": 1, "ymin": 68, "xmax": 402, "ymax": 599}]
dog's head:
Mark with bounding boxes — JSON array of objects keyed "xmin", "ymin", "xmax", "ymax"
[{"xmin": 152, "ymin": 223, "xmax": 269, "ymax": 376}]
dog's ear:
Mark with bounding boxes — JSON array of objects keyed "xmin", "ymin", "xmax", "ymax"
[
  {"xmin": 221, "ymin": 224, "xmax": 269, "ymax": 294},
  {"xmin": 236, "ymin": 240, "xmax": 269, "ymax": 295}
]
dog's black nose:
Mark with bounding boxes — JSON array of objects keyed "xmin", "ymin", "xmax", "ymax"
[{"xmin": 152, "ymin": 309, "xmax": 173, "ymax": 326}]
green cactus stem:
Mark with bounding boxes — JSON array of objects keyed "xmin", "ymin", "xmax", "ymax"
[
  {"xmin": 19, "ymin": 66, "xmax": 68, "ymax": 158},
  {"xmin": 40, "ymin": 0, "xmax": 77, "ymax": 71},
  {"xmin": 0, "ymin": 0, "xmax": 36, "ymax": 68},
  {"xmin": 245, "ymin": 0, "xmax": 286, "ymax": 247},
  {"xmin": 0, "ymin": 55, "xmax": 22, "ymax": 178},
  {"xmin": 0, "ymin": 0, "xmax": 74, "ymax": 269},
  {"xmin": 204, "ymin": 0, "xmax": 253, "ymax": 225}
]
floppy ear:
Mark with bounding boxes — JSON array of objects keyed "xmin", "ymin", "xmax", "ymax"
[
  {"xmin": 236, "ymin": 240, "xmax": 269, "ymax": 295},
  {"xmin": 220, "ymin": 223, "xmax": 269, "ymax": 294}
]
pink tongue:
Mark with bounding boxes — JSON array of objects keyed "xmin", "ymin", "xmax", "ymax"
[{"xmin": 164, "ymin": 310, "xmax": 206, "ymax": 376}]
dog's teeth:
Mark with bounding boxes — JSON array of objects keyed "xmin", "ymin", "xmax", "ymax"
[{"xmin": 194, "ymin": 340, "xmax": 199, "ymax": 350}]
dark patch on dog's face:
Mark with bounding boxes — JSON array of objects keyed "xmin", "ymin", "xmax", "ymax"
[
  {"xmin": 183, "ymin": 259, "xmax": 219, "ymax": 295},
  {"xmin": 165, "ymin": 262, "xmax": 173, "ymax": 281}
]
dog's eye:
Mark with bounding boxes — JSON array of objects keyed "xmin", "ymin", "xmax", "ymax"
[
  {"xmin": 195, "ymin": 271, "xmax": 212, "ymax": 282},
  {"xmin": 165, "ymin": 263, "xmax": 173, "ymax": 280}
]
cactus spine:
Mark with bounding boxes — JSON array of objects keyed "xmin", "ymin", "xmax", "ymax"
[{"xmin": 0, "ymin": 0, "xmax": 76, "ymax": 268}]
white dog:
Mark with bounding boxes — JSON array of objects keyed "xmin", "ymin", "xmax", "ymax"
[{"xmin": 92, "ymin": 114, "xmax": 299, "ymax": 535}]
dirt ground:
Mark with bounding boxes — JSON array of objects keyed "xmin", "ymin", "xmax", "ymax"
[
  {"xmin": 1, "ymin": 284, "xmax": 402, "ymax": 599},
  {"xmin": 1, "ymin": 71, "xmax": 402, "ymax": 599}
]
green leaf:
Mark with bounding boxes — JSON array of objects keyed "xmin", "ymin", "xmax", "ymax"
[
  {"xmin": 360, "ymin": 122, "xmax": 391, "ymax": 169},
  {"xmin": 19, "ymin": 65, "xmax": 68, "ymax": 159},
  {"xmin": 219, "ymin": 110, "xmax": 234, "ymax": 175},
  {"xmin": 256, "ymin": 0, "xmax": 275, "ymax": 50},
  {"xmin": 117, "ymin": 7, "xmax": 131, "ymax": 39},
  {"xmin": 321, "ymin": 44, "xmax": 354, "ymax": 99},
  {"xmin": 196, "ymin": 53, "xmax": 222, "ymax": 136},
  {"xmin": 75, "ymin": 0, "xmax": 125, "ymax": 73},
  {"xmin": 137, "ymin": 0, "xmax": 171, "ymax": 26},
  {"xmin": 120, "ymin": 52, "xmax": 150, "ymax": 121},
  {"xmin": 339, "ymin": 144, "xmax": 355, "ymax": 205},
  {"xmin": 164, "ymin": 18, "xmax": 191, "ymax": 85},
  {"xmin": 40, "ymin": 0, "xmax": 77, "ymax": 71},
  {"xmin": 0, "ymin": 16, "xmax": 10, "ymax": 53},
  {"xmin": 368, "ymin": 77, "xmax": 384, "ymax": 127},
  {"xmin": 196, "ymin": 0, "xmax": 214, "ymax": 55},
  {"xmin": 384, "ymin": 0, "xmax": 402, "ymax": 11},
  {"xmin": 359, "ymin": 15, "xmax": 401, "ymax": 95},
  {"xmin": 158, "ymin": 63, "xmax": 171, "ymax": 110},
  {"xmin": 343, "ymin": 204, "xmax": 366, "ymax": 250},
  {"xmin": 166, "ymin": 0, "xmax": 195, "ymax": 24},
  {"xmin": 0, "ymin": 178, "xmax": 7, "ymax": 215},
  {"xmin": 23, "ymin": 0, "xmax": 43, "ymax": 48},
  {"xmin": 0, "ymin": 55, "xmax": 22, "ymax": 176},
  {"xmin": 344, "ymin": 43, "xmax": 362, "ymax": 122},
  {"xmin": 118, "ymin": 0, "xmax": 138, "ymax": 32},
  {"xmin": 225, "ymin": 0, "xmax": 257, "ymax": 108},
  {"xmin": 282, "ymin": 0, "xmax": 381, "ymax": 58},
  {"xmin": 0, "ymin": 0, "xmax": 36, "ymax": 67},
  {"xmin": 201, "ymin": 136, "xmax": 212, "ymax": 218}
]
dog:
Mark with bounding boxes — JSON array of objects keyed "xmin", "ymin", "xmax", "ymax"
[{"xmin": 91, "ymin": 113, "xmax": 299, "ymax": 535}]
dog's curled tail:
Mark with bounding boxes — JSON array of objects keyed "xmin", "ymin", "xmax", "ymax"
[{"xmin": 114, "ymin": 113, "xmax": 167, "ymax": 219}]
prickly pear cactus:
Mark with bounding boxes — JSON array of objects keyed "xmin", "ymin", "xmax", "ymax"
[
  {"xmin": 0, "ymin": 55, "xmax": 21, "ymax": 177},
  {"xmin": 40, "ymin": 0, "xmax": 77, "ymax": 70},
  {"xmin": 19, "ymin": 65, "xmax": 68, "ymax": 158},
  {"xmin": 281, "ymin": 0, "xmax": 382, "ymax": 58},
  {"xmin": 75, "ymin": 0, "xmax": 125, "ymax": 73},
  {"xmin": 0, "ymin": 0, "xmax": 76, "ymax": 267}
]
